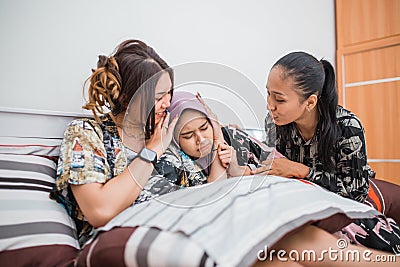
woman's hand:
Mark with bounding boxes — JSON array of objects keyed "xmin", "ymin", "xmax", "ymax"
[
  {"xmin": 196, "ymin": 92, "xmax": 224, "ymax": 143},
  {"xmin": 146, "ymin": 112, "xmax": 179, "ymax": 159},
  {"xmin": 251, "ymin": 158, "xmax": 310, "ymax": 178},
  {"xmin": 216, "ymin": 143, "xmax": 252, "ymax": 177},
  {"xmin": 217, "ymin": 143, "xmax": 233, "ymax": 168},
  {"xmin": 222, "ymin": 146, "xmax": 251, "ymax": 177}
]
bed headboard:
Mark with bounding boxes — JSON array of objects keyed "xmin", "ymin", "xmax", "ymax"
[{"xmin": 0, "ymin": 107, "xmax": 92, "ymax": 139}]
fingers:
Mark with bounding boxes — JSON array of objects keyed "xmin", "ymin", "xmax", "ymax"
[
  {"xmin": 196, "ymin": 91, "xmax": 204, "ymax": 103},
  {"xmin": 166, "ymin": 114, "xmax": 179, "ymax": 135},
  {"xmin": 161, "ymin": 111, "xmax": 170, "ymax": 130},
  {"xmin": 217, "ymin": 143, "xmax": 230, "ymax": 150},
  {"xmin": 196, "ymin": 92, "xmax": 210, "ymax": 114},
  {"xmin": 217, "ymin": 144, "xmax": 232, "ymax": 157},
  {"xmin": 196, "ymin": 92, "xmax": 218, "ymax": 121},
  {"xmin": 219, "ymin": 158, "xmax": 231, "ymax": 168},
  {"xmin": 213, "ymin": 127, "xmax": 225, "ymax": 145},
  {"xmin": 217, "ymin": 144, "xmax": 233, "ymax": 168},
  {"xmin": 252, "ymin": 164, "xmax": 272, "ymax": 175},
  {"xmin": 162, "ymin": 114, "xmax": 178, "ymax": 146},
  {"xmin": 218, "ymin": 153, "xmax": 232, "ymax": 161},
  {"xmin": 260, "ymin": 159, "xmax": 273, "ymax": 167},
  {"xmin": 153, "ymin": 112, "xmax": 168, "ymax": 138}
]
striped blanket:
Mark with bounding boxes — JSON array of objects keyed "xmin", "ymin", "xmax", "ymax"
[{"xmin": 86, "ymin": 175, "xmax": 378, "ymax": 267}]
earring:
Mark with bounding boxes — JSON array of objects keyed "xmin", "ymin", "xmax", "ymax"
[{"xmin": 306, "ymin": 106, "xmax": 311, "ymax": 112}]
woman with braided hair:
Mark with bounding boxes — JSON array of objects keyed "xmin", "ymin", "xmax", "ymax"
[{"xmin": 50, "ymin": 39, "xmax": 180, "ymax": 245}]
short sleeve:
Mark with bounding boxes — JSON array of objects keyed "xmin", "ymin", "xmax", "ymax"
[{"xmin": 57, "ymin": 119, "xmax": 110, "ymax": 187}]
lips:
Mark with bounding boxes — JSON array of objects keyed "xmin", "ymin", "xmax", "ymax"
[
  {"xmin": 155, "ymin": 110, "xmax": 166, "ymax": 116},
  {"xmin": 155, "ymin": 110, "xmax": 167, "ymax": 124},
  {"xmin": 270, "ymin": 113, "xmax": 278, "ymax": 121},
  {"xmin": 199, "ymin": 142, "xmax": 212, "ymax": 152}
]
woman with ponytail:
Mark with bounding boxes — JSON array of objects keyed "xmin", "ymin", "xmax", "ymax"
[
  {"xmin": 260, "ymin": 51, "xmax": 370, "ymax": 202},
  {"xmin": 258, "ymin": 51, "xmax": 400, "ymax": 254}
]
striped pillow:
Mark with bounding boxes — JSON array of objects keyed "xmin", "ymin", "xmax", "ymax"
[
  {"xmin": 0, "ymin": 136, "xmax": 61, "ymax": 157},
  {"xmin": 0, "ymin": 154, "xmax": 79, "ymax": 267}
]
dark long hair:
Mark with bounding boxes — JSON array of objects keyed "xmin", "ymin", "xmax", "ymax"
[
  {"xmin": 83, "ymin": 39, "xmax": 173, "ymax": 138},
  {"xmin": 273, "ymin": 52, "xmax": 339, "ymax": 171}
]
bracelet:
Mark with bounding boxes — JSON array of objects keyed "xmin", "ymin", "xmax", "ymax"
[{"xmin": 305, "ymin": 167, "xmax": 314, "ymax": 179}]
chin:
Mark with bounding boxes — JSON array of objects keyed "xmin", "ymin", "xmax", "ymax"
[
  {"xmin": 199, "ymin": 149, "xmax": 212, "ymax": 158},
  {"xmin": 273, "ymin": 119, "xmax": 289, "ymax": 126},
  {"xmin": 205, "ymin": 147, "xmax": 213, "ymax": 155},
  {"xmin": 187, "ymin": 152, "xmax": 201, "ymax": 159}
]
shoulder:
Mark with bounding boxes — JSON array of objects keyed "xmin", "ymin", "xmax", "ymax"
[
  {"xmin": 157, "ymin": 144, "xmax": 182, "ymax": 167},
  {"xmin": 222, "ymin": 125, "xmax": 249, "ymax": 139},
  {"xmin": 65, "ymin": 118, "xmax": 104, "ymax": 137},
  {"xmin": 336, "ymin": 106, "xmax": 364, "ymax": 130},
  {"xmin": 68, "ymin": 118, "xmax": 100, "ymax": 130}
]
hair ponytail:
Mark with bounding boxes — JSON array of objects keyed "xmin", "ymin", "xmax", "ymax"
[
  {"xmin": 317, "ymin": 59, "xmax": 339, "ymax": 170},
  {"xmin": 273, "ymin": 52, "xmax": 340, "ymax": 171},
  {"xmin": 83, "ymin": 55, "xmax": 122, "ymax": 121}
]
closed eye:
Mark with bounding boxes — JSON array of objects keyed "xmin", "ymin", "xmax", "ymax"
[
  {"xmin": 155, "ymin": 89, "xmax": 172, "ymax": 102},
  {"xmin": 181, "ymin": 134, "xmax": 193, "ymax": 139},
  {"xmin": 199, "ymin": 121, "xmax": 209, "ymax": 130}
]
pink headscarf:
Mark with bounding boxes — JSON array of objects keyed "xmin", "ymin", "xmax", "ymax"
[
  {"xmin": 168, "ymin": 91, "xmax": 209, "ymax": 146},
  {"xmin": 168, "ymin": 91, "xmax": 214, "ymax": 173}
]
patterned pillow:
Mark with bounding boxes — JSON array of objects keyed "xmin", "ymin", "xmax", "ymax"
[
  {"xmin": 0, "ymin": 154, "xmax": 79, "ymax": 267},
  {"xmin": 0, "ymin": 136, "xmax": 61, "ymax": 157},
  {"xmin": 366, "ymin": 178, "xmax": 400, "ymax": 223}
]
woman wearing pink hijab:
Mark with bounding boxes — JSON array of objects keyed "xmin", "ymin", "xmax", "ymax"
[{"xmin": 153, "ymin": 91, "xmax": 279, "ymax": 187}]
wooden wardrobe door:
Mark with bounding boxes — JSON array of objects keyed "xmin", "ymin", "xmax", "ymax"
[{"xmin": 336, "ymin": 0, "xmax": 400, "ymax": 185}]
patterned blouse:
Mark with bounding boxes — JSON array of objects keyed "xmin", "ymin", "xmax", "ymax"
[
  {"xmin": 264, "ymin": 106, "xmax": 373, "ymax": 202},
  {"xmin": 50, "ymin": 114, "xmax": 179, "ymax": 245},
  {"xmin": 154, "ymin": 126, "xmax": 274, "ymax": 187}
]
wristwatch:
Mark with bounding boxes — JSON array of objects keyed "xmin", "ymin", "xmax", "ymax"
[{"xmin": 138, "ymin": 147, "xmax": 158, "ymax": 165}]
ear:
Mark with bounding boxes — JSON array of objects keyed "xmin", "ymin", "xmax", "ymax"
[{"xmin": 306, "ymin": 94, "xmax": 318, "ymax": 112}]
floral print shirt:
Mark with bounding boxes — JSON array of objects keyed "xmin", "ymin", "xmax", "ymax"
[
  {"xmin": 154, "ymin": 126, "xmax": 275, "ymax": 187},
  {"xmin": 264, "ymin": 106, "xmax": 373, "ymax": 202},
  {"xmin": 50, "ymin": 114, "xmax": 178, "ymax": 245},
  {"xmin": 154, "ymin": 143, "xmax": 208, "ymax": 188}
]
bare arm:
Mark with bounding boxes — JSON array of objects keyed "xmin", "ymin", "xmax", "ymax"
[
  {"xmin": 71, "ymin": 158, "xmax": 154, "ymax": 228},
  {"xmin": 72, "ymin": 114, "xmax": 178, "ymax": 228}
]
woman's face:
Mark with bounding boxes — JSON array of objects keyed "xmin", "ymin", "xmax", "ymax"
[
  {"xmin": 177, "ymin": 110, "xmax": 214, "ymax": 158},
  {"xmin": 266, "ymin": 67, "xmax": 308, "ymax": 126},
  {"xmin": 154, "ymin": 71, "xmax": 172, "ymax": 124}
]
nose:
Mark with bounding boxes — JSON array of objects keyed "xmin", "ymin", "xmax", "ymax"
[
  {"xmin": 266, "ymin": 97, "xmax": 276, "ymax": 111},
  {"xmin": 195, "ymin": 131, "xmax": 206, "ymax": 144},
  {"xmin": 161, "ymin": 93, "xmax": 171, "ymax": 109}
]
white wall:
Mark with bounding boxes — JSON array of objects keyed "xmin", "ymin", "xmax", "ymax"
[{"xmin": 0, "ymin": 0, "xmax": 335, "ymax": 129}]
